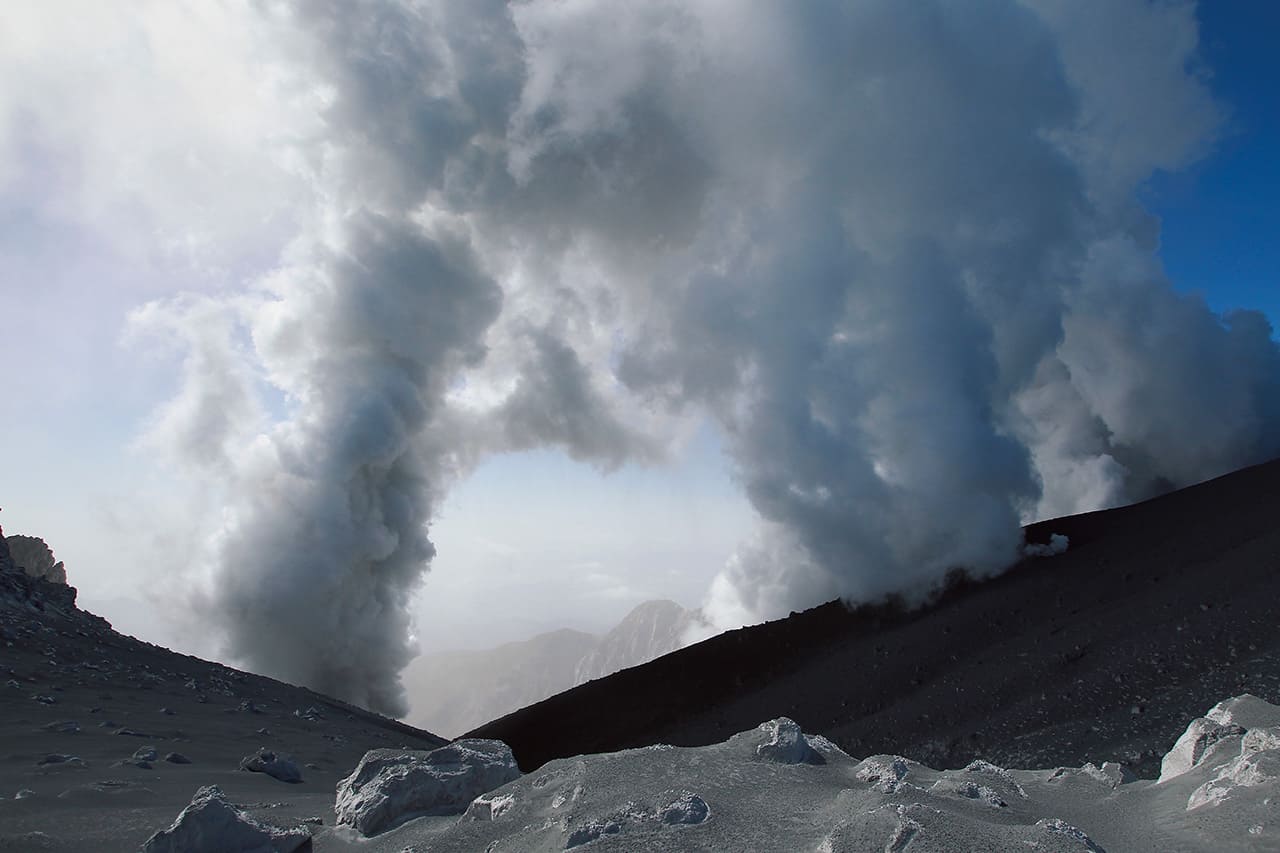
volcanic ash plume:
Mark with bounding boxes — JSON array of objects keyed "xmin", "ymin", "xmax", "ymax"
[{"xmin": 107, "ymin": 0, "xmax": 1280, "ymax": 707}]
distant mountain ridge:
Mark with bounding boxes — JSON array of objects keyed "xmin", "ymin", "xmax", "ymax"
[
  {"xmin": 573, "ymin": 599, "xmax": 706, "ymax": 685},
  {"xmin": 405, "ymin": 599, "xmax": 707, "ymax": 737}
]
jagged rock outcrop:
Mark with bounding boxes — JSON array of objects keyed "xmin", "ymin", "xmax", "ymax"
[
  {"xmin": 1159, "ymin": 694, "xmax": 1280, "ymax": 813},
  {"xmin": 0, "ymin": 522, "xmax": 14, "ymax": 574},
  {"xmin": 5, "ymin": 534, "xmax": 66, "ymax": 584},
  {"xmin": 0, "ymin": 530, "xmax": 79, "ymax": 617},
  {"xmin": 335, "ymin": 739, "xmax": 521, "ymax": 836},
  {"xmin": 142, "ymin": 785, "xmax": 311, "ymax": 853},
  {"xmin": 751, "ymin": 717, "xmax": 823, "ymax": 765}
]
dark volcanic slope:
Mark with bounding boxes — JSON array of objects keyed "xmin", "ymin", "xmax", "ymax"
[
  {"xmin": 0, "ymin": 548, "xmax": 446, "ymax": 852},
  {"xmin": 470, "ymin": 458, "xmax": 1280, "ymax": 777}
]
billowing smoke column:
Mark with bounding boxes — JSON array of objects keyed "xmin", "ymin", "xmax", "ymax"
[{"xmin": 126, "ymin": 0, "xmax": 1280, "ymax": 712}]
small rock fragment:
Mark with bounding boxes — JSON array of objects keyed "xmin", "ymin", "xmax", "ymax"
[
  {"xmin": 41, "ymin": 720, "xmax": 79, "ymax": 734},
  {"xmin": 36, "ymin": 754, "xmax": 85, "ymax": 768},
  {"xmin": 240, "ymin": 748, "xmax": 303, "ymax": 783},
  {"xmin": 659, "ymin": 793, "xmax": 711, "ymax": 825}
]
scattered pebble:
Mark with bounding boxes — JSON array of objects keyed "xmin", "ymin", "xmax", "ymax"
[
  {"xmin": 36, "ymin": 754, "xmax": 85, "ymax": 768},
  {"xmin": 41, "ymin": 720, "xmax": 80, "ymax": 733},
  {"xmin": 240, "ymin": 748, "xmax": 303, "ymax": 784}
]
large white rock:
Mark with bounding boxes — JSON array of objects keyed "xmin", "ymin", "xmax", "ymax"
[
  {"xmin": 1187, "ymin": 748, "xmax": 1280, "ymax": 811},
  {"xmin": 1156, "ymin": 696, "xmax": 1280, "ymax": 812},
  {"xmin": 1158, "ymin": 717, "xmax": 1244, "ymax": 783},
  {"xmin": 142, "ymin": 785, "xmax": 310, "ymax": 853},
  {"xmin": 755, "ymin": 717, "xmax": 820, "ymax": 764},
  {"xmin": 334, "ymin": 739, "xmax": 521, "ymax": 836}
]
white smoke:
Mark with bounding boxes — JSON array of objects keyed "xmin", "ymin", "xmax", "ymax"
[
  {"xmin": 9, "ymin": 0, "xmax": 1279, "ymax": 713},
  {"xmin": 1023, "ymin": 534, "xmax": 1070, "ymax": 559}
]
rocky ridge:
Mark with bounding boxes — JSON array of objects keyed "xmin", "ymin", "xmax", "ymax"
[
  {"xmin": 135, "ymin": 695, "xmax": 1280, "ymax": 851},
  {"xmin": 4, "ymin": 534, "xmax": 66, "ymax": 584}
]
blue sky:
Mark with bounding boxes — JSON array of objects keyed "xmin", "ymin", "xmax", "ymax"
[{"xmin": 1153, "ymin": 1, "xmax": 1280, "ymax": 326}]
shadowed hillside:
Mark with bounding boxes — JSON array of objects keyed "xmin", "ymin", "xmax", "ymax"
[{"xmin": 470, "ymin": 458, "xmax": 1280, "ymax": 777}]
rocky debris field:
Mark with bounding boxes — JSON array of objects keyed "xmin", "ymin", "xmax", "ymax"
[
  {"xmin": 0, "ymin": 536, "xmax": 445, "ymax": 852},
  {"xmin": 85, "ymin": 698, "xmax": 1280, "ymax": 851}
]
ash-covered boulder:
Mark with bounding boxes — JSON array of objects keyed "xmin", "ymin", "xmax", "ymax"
[
  {"xmin": 1187, "ymin": 744, "xmax": 1280, "ymax": 810},
  {"xmin": 564, "ymin": 792, "xmax": 712, "ymax": 848},
  {"xmin": 142, "ymin": 784, "xmax": 310, "ymax": 853},
  {"xmin": 1156, "ymin": 695, "xmax": 1280, "ymax": 815},
  {"xmin": 334, "ymin": 739, "xmax": 521, "ymax": 836},
  {"xmin": 240, "ymin": 748, "xmax": 303, "ymax": 783},
  {"xmin": 1160, "ymin": 718, "xmax": 1246, "ymax": 782},
  {"xmin": 855, "ymin": 755, "xmax": 915, "ymax": 793},
  {"xmin": 745, "ymin": 717, "xmax": 823, "ymax": 764},
  {"xmin": 0, "ymin": 526, "xmax": 78, "ymax": 615},
  {"xmin": 5, "ymin": 535, "xmax": 66, "ymax": 584}
]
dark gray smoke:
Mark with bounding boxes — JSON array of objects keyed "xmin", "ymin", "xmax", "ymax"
[{"xmin": 130, "ymin": 0, "xmax": 1280, "ymax": 710}]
